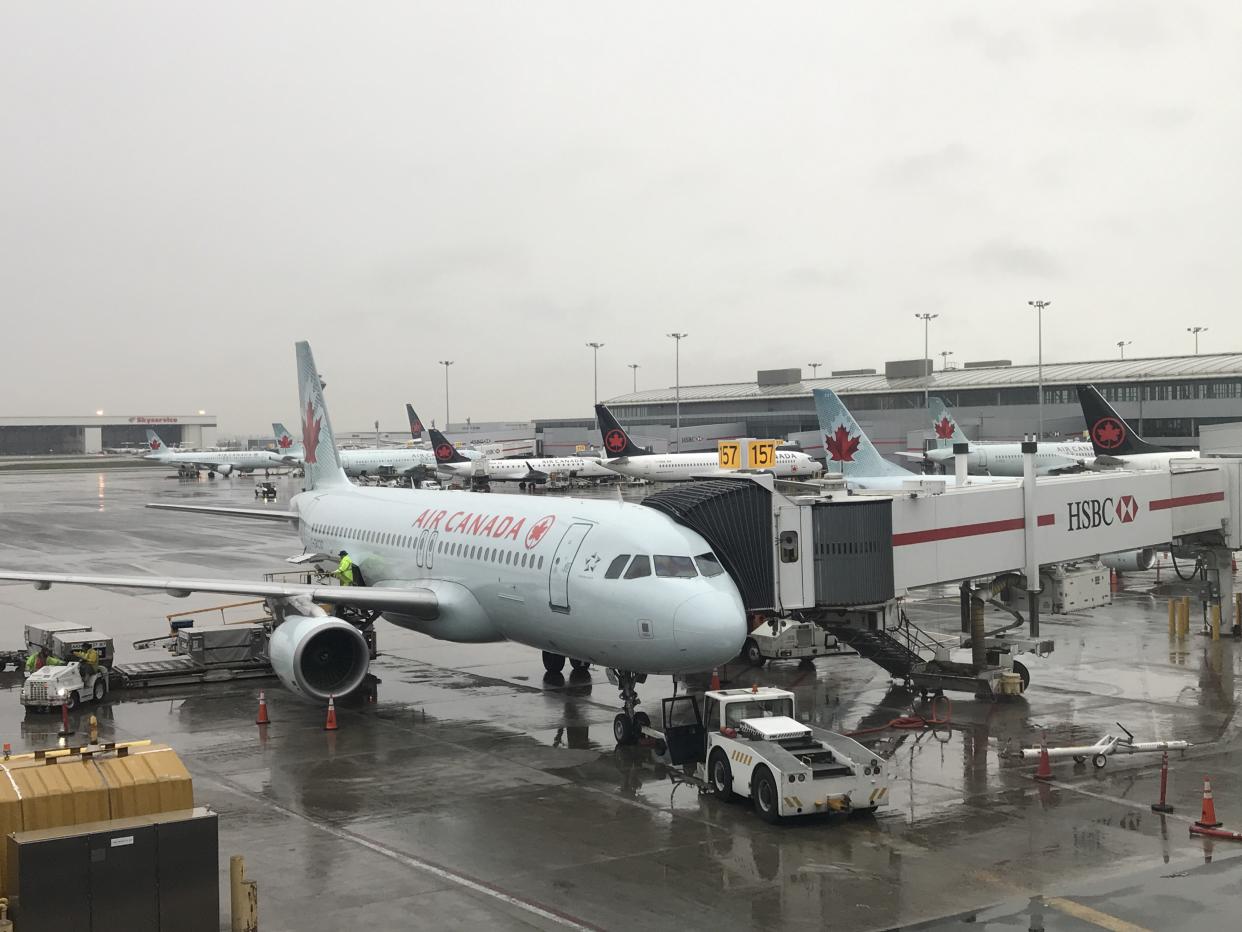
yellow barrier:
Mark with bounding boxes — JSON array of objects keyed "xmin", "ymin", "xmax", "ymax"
[
  {"xmin": 1211, "ymin": 604, "xmax": 1221, "ymax": 641},
  {"xmin": 1168, "ymin": 599, "xmax": 1177, "ymax": 637}
]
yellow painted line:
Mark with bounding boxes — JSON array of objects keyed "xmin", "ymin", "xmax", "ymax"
[{"xmin": 1045, "ymin": 897, "xmax": 1150, "ymax": 932}]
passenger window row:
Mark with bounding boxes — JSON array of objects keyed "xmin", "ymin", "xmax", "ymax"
[{"xmin": 306, "ymin": 522, "xmax": 544, "ymax": 569}]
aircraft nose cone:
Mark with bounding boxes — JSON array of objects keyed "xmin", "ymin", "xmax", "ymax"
[{"xmin": 674, "ymin": 590, "xmax": 747, "ymax": 668}]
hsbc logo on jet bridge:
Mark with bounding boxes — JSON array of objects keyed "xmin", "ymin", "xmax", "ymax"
[{"xmin": 1067, "ymin": 495, "xmax": 1139, "ymax": 531}]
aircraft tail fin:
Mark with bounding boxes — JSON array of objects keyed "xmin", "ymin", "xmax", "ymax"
[
  {"xmin": 427, "ymin": 428, "xmax": 472, "ymax": 464},
  {"xmin": 594, "ymin": 404, "xmax": 647, "ymax": 457},
  {"xmin": 1077, "ymin": 385, "xmax": 1162, "ymax": 456},
  {"xmin": 928, "ymin": 397, "xmax": 970, "ymax": 447},
  {"xmin": 294, "ymin": 342, "xmax": 349, "ymax": 489},
  {"xmin": 144, "ymin": 430, "xmax": 166, "ymax": 453},
  {"xmin": 271, "ymin": 422, "xmax": 301, "ymax": 456},
  {"xmin": 406, "ymin": 404, "xmax": 425, "ymax": 441},
  {"xmin": 813, "ymin": 389, "xmax": 910, "ymax": 478}
]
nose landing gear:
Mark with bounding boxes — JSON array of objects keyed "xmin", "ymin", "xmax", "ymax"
[{"xmin": 610, "ymin": 669, "xmax": 650, "ymax": 745}]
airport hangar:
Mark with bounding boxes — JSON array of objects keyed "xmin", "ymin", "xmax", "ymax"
[
  {"xmin": 536, "ymin": 352, "xmax": 1242, "ymax": 459},
  {"xmin": 0, "ymin": 415, "xmax": 217, "ymax": 455}
]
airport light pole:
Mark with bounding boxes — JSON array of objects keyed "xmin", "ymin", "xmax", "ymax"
[
  {"xmin": 667, "ymin": 333, "xmax": 688, "ymax": 453},
  {"xmin": 586, "ymin": 342, "xmax": 604, "ymax": 405},
  {"xmin": 628, "ymin": 363, "xmax": 640, "ymax": 393},
  {"xmin": 1188, "ymin": 326, "xmax": 1208, "ymax": 354},
  {"xmin": 914, "ymin": 313, "xmax": 938, "ymax": 409},
  {"xmin": 1028, "ymin": 300, "xmax": 1050, "ymax": 439},
  {"xmin": 1116, "ymin": 340, "xmax": 1132, "ymax": 360},
  {"xmin": 939, "ymin": 350, "xmax": 954, "ymax": 371},
  {"xmin": 807, "ymin": 362, "xmax": 822, "ymax": 378},
  {"xmin": 438, "ymin": 360, "xmax": 454, "ymax": 431}
]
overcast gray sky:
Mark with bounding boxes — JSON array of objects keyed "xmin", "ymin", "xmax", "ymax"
[{"xmin": 3, "ymin": 2, "xmax": 1240, "ymax": 435}]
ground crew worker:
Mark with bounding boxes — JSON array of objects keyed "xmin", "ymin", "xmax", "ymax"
[
  {"xmin": 73, "ymin": 645, "xmax": 100, "ymax": 677},
  {"xmin": 24, "ymin": 648, "xmax": 42, "ymax": 674},
  {"xmin": 334, "ymin": 550, "xmax": 355, "ymax": 586}
]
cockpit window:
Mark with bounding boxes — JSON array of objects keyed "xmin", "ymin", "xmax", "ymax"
[
  {"xmin": 654, "ymin": 555, "xmax": 697, "ymax": 578},
  {"xmin": 624, "ymin": 555, "xmax": 651, "ymax": 579},
  {"xmin": 605, "ymin": 555, "xmax": 630, "ymax": 579},
  {"xmin": 695, "ymin": 553, "xmax": 724, "ymax": 577}
]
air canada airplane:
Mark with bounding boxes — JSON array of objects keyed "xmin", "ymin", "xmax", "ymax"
[
  {"xmin": 429, "ymin": 429, "xmax": 616, "ymax": 484},
  {"xmin": 1078, "ymin": 385, "xmax": 1200, "ymax": 471},
  {"xmin": 814, "ymin": 390, "xmax": 1015, "ymax": 490},
  {"xmin": 274, "ymin": 419, "xmax": 478, "ymax": 480},
  {"xmin": 908, "ymin": 397, "xmax": 1093, "ymax": 477},
  {"xmin": 593, "ymin": 405, "xmax": 822, "ymax": 481},
  {"xmin": 3, "ymin": 343, "xmax": 746, "ymax": 744},
  {"xmin": 145, "ymin": 430, "xmax": 285, "ymax": 477}
]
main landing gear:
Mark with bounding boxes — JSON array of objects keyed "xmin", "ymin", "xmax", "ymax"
[
  {"xmin": 611, "ymin": 670, "xmax": 650, "ymax": 746},
  {"xmin": 542, "ymin": 651, "xmax": 591, "ymax": 675}
]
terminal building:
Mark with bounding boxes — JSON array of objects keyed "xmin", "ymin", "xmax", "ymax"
[
  {"xmin": 0, "ymin": 415, "xmax": 217, "ymax": 455},
  {"xmin": 538, "ymin": 353, "xmax": 1242, "ymax": 459}
]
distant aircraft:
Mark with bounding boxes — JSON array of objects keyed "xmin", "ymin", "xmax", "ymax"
[
  {"xmin": 428, "ymin": 428, "xmax": 615, "ymax": 484},
  {"xmin": 406, "ymin": 404, "xmax": 425, "ymax": 442},
  {"xmin": 275, "ymin": 418, "xmax": 475, "ymax": 480},
  {"xmin": 1077, "ymin": 385, "xmax": 1200, "ymax": 471},
  {"xmin": 813, "ymin": 390, "xmax": 1013, "ymax": 490},
  {"xmin": 145, "ymin": 430, "xmax": 284, "ymax": 478},
  {"xmin": 906, "ymin": 397, "xmax": 1092, "ymax": 476},
  {"xmin": 593, "ymin": 405, "xmax": 822, "ymax": 481},
  {"xmin": 2, "ymin": 342, "xmax": 746, "ymax": 744}
]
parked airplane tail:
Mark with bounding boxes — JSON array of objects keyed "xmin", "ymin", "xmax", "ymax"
[
  {"xmin": 928, "ymin": 397, "xmax": 969, "ymax": 447},
  {"xmin": 594, "ymin": 404, "xmax": 647, "ymax": 458},
  {"xmin": 1077, "ymin": 385, "xmax": 1163, "ymax": 456},
  {"xmin": 294, "ymin": 342, "xmax": 349, "ymax": 489},
  {"xmin": 271, "ymin": 422, "xmax": 300, "ymax": 455},
  {"xmin": 406, "ymin": 404, "xmax": 425, "ymax": 441},
  {"xmin": 144, "ymin": 430, "xmax": 166, "ymax": 453},
  {"xmin": 812, "ymin": 389, "xmax": 911, "ymax": 478},
  {"xmin": 427, "ymin": 428, "xmax": 472, "ymax": 464}
]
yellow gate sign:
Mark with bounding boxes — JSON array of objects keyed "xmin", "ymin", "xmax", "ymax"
[
  {"xmin": 718, "ymin": 440, "xmax": 741, "ymax": 470},
  {"xmin": 747, "ymin": 439, "xmax": 777, "ymax": 470}
]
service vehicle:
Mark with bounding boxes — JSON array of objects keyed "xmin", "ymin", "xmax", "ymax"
[
  {"xmin": 643, "ymin": 686, "xmax": 890, "ymax": 823},
  {"xmin": 21, "ymin": 629, "xmax": 114, "ymax": 711},
  {"xmin": 255, "ymin": 481, "xmax": 278, "ymax": 500},
  {"xmin": 741, "ymin": 617, "xmax": 854, "ymax": 666}
]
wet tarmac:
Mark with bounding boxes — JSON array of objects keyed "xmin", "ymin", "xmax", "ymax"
[{"xmin": 2, "ymin": 468, "xmax": 1241, "ymax": 930}]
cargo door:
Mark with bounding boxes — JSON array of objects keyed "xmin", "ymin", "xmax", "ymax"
[{"xmin": 548, "ymin": 522, "xmax": 592, "ymax": 612}]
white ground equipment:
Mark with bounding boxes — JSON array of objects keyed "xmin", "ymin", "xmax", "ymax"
[
  {"xmin": 740, "ymin": 618, "xmax": 854, "ymax": 666},
  {"xmin": 21, "ymin": 627, "xmax": 114, "ymax": 711},
  {"xmin": 1019, "ymin": 722, "xmax": 1190, "ymax": 769},
  {"xmin": 645, "ymin": 686, "xmax": 890, "ymax": 822}
]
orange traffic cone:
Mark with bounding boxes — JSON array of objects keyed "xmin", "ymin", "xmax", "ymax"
[
  {"xmin": 1034, "ymin": 736, "xmax": 1054, "ymax": 782},
  {"xmin": 255, "ymin": 690, "xmax": 271, "ymax": 725},
  {"xmin": 710, "ymin": 667, "xmax": 721, "ymax": 691},
  {"xmin": 1195, "ymin": 776, "xmax": 1223, "ymax": 829},
  {"xmin": 324, "ymin": 695, "xmax": 339, "ymax": 731}
]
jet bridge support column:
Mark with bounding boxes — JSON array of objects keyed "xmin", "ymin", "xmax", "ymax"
[{"xmin": 1022, "ymin": 439, "xmax": 1040, "ymax": 639}]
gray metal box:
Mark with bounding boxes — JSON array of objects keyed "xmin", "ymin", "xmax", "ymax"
[
  {"xmin": 812, "ymin": 498, "xmax": 895, "ymax": 605},
  {"xmin": 154, "ymin": 809, "xmax": 219, "ymax": 932},
  {"xmin": 24, "ymin": 620, "xmax": 91, "ymax": 651},
  {"xmin": 8, "ymin": 830, "xmax": 92, "ymax": 932},
  {"xmin": 86, "ymin": 818, "xmax": 159, "ymax": 932},
  {"xmin": 50, "ymin": 629, "xmax": 114, "ymax": 667},
  {"xmin": 176, "ymin": 624, "xmax": 266, "ymax": 665}
]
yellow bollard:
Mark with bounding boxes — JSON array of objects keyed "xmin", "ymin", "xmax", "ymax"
[
  {"xmin": 0, "ymin": 897, "xmax": 12, "ymax": 932},
  {"xmin": 1169, "ymin": 599, "xmax": 1177, "ymax": 637},
  {"xmin": 230, "ymin": 855, "xmax": 258, "ymax": 932},
  {"xmin": 1178, "ymin": 597, "xmax": 1191, "ymax": 638},
  {"xmin": 88, "ymin": 714, "xmax": 98, "ymax": 744},
  {"xmin": 1211, "ymin": 604, "xmax": 1221, "ymax": 641}
]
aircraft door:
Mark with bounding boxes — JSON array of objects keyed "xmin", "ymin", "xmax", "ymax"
[{"xmin": 548, "ymin": 522, "xmax": 592, "ymax": 612}]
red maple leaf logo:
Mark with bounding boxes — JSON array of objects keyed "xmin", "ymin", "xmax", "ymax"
[
  {"xmin": 278, "ymin": 435, "xmax": 293, "ymax": 449},
  {"xmin": 934, "ymin": 417, "xmax": 955, "ymax": 440},
  {"xmin": 604, "ymin": 429, "xmax": 627, "ymax": 454},
  {"xmin": 434, "ymin": 443, "xmax": 453, "ymax": 462},
  {"xmin": 410, "ymin": 420, "xmax": 423, "ymax": 435},
  {"xmin": 825, "ymin": 425, "xmax": 860, "ymax": 462},
  {"xmin": 1092, "ymin": 417, "xmax": 1125, "ymax": 450},
  {"xmin": 525, "ymin": 515, "xmax": 556, "ymax": 549},
  {"xmin": 149, "ymin": 439, "xmax": 161, "ymax": 450},
  {"xmin": 302, "ymin": 401, "xmax": 322, "ymax": 465}
]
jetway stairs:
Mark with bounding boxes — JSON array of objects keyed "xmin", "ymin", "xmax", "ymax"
[{"xmin": 824, "ymin": 613, "xmax": 952, "ymax": 681}]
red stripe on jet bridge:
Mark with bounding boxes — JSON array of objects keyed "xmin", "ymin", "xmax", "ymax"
[
  {"xmin": 1149, "ymin": 491, "xmax": 1225, "ymax": 511},
  {"xmin": 893, "ymin": 513, "xmax": 1055, "ymax": 547}
]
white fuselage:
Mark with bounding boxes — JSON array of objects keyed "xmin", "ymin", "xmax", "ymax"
[
  {"xmin": 439, "ymin": 456, "xmax": 615, "ymax": 482},
  {"xmin": 146, "ymin": 448, "xmax": 284, "ymax": 473},
  {"xmin": 339, "ymin": 448, "xmax": 438, "ymax": 477},
  {"xmin": 295, "ymin": 486, "xmax": 747, "ymax": 673},
  {"xmin": 926, "ymin": 442, "xmax": 1095, "ymax": 477},
  {"xmin": 604, "ymin": 451, "xmax": 821, "ymax": 482},
  {"xmin": 1101, "ymin": 451, "xmax": 1201, "ymax": 471},
  {"xmin": 826, "ymin": 472, "xmax": 1019, "ymax": 491}
]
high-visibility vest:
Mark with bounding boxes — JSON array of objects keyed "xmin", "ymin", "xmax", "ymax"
[{"xmin": 336, "ymin": 555, "xmax": 354, "ymax": 585}]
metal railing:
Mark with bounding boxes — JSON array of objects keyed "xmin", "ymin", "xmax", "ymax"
[{"xmin": 164, "ymin": 600, "xmax": 270, "ymax": 630}]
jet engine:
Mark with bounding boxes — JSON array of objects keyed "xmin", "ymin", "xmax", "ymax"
[
  {"xmin": 268, "ymin": 615, "xmax": 370, "ymax": 700},
  {"xmin": 1100, "ymin": 548, "xmax": 1157, "ymax": 572},
  {"xmin": 216, "ymin": 464, "xmax": 234, "ymax": 476}
]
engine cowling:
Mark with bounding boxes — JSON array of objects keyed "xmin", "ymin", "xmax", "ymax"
[
  {"xmin": 216, "ymin": 464, "xmax": 234, "ymax": 476},
  {"xmin": 1100, "ymin": 548, "xmax": 1157, "ymax": 572},
  {"xmin": 268, "ymin": 615, "xmax": 370, "ymax": 701}
]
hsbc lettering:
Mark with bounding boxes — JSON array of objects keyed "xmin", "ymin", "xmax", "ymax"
[{"xmin": 1067, "ymin": 495, "xmax": 1138, "ymax": 531}]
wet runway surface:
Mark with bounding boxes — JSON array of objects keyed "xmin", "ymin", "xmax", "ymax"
[{"xmin": 2, "ymin": 468, "xmax": 1242, "ymax": 930}]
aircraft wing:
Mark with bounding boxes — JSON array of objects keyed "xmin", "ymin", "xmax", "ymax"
[
  {"xmin": 0, "ymin": 571, "xmax": 438, "ymax": 619},
  {"xmin": 146, "ymin": 503, "xmax": 298, "ymax": 522}
]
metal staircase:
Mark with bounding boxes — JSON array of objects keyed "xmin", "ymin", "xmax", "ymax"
[{"xmin": 824, "ymin": 614, "xmax": 953, "ymax": 679}]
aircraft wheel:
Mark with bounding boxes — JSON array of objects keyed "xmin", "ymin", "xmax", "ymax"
[
  {"xmin": 751, "ymin": 766, "xmax": 781, "ymax": 823},
  {"xmin": 1013, "ymin": 660, "xmax": 1030, "ymax": 693},
  {"xmin": 92, "ymin": 679, "xmax": 106, "ymax": 702},
  {"xmin": 743, "ymin": 638, "xmax": 766, "ymax": 667},
  {"xmin": 65, "ymin": 691, "xmax": 79, "ymax": 711},
  {"xmin": 613, "ymin": 713, "xmax": 636, "ymax": 745},
  {"xmin": 1092, "ymin": 753, "xmax": 1108, "ymax": 770},
  {"xmin": 569, "ymin": 658, "xmax": 590, "ymax": 672},
  {"xmin": 541, "ymin": 651, "xmax": 565, "ymax": 674},
  {"xmin": 709, "ymin": 749, "xmax": 734, "ymax": 798}
]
